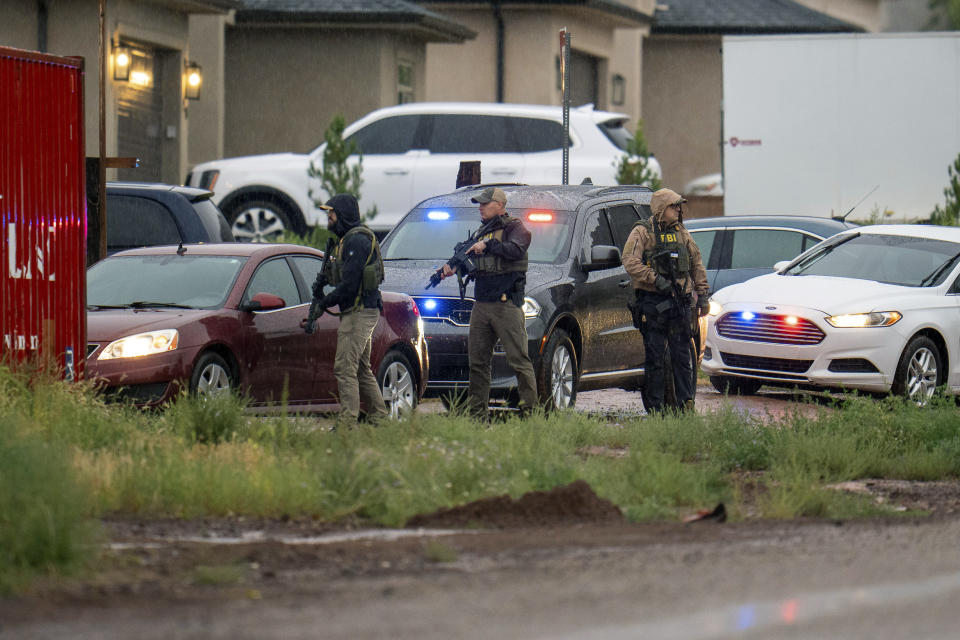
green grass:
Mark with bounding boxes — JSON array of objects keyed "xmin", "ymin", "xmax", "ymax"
[{"xmin": 3, "ymin": 363, "xmax": 960, "ymax": 591}]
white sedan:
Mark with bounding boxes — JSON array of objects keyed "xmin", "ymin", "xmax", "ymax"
[{"xmin": 702, "ymin": 225, "xmax": 960, "ymax": 405}]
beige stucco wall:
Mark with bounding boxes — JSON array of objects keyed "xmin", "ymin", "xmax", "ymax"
[
  {"xmin": 0, "ymin": 3, "xmax": 38, "ymax": 50},
  {"xmin": 641, "ymin": 35, "xmax": 722, "ymax": 192},
  {"xmin": 425, "ymin": 7, "xmax": 648, "ymax": 115},
  {"xmin": 188, "ymin": 14, "xmax": 228, "ymax": 166},
  {"xmin": 224, "ymin": 27, "xmax": 426, "ymax": 158},
  {"xmin": 0, "ymin": 0, "xmax": 196, "ymax": 184}
]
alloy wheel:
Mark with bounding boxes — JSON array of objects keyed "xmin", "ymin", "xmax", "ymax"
[
  {"xmin": 381, "ymin": 360, "xmax": 415, "ymax": 419},
  {"xmin": 195, "ymin": 362, "xmax": 231, "ymax": 397},
  {"xmin": 550, "ymin": 344, "xmax": 574, "ymax": 409},
  {"xmin": 906, "ymin": 346, "xmax": 938, "ymax": 405},
  {"xmin": 232, "ymin": 206, "xmax": 287, "ymax": 242}
]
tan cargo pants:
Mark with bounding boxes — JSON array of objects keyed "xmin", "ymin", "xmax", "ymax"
[
  {"xmin": 334, "ymin": 307, "xmax": 388, "ymax": 424},
  {"xmin": 468, "ymin": 299, "xmax": 538, "ymax": 419}
]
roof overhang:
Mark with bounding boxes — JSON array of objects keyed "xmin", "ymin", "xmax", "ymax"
[
  {"xmin": 143, "ymin": 0, "xmax": 242, "ymax": 14},
  {"xmin": 420, "ymin": 1, "xmax": 652, "ymax": 27}
]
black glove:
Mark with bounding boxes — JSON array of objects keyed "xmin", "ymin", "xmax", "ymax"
[
  {"xmin": 311, "ymin": 278, "xmax": 326, "ymax": 300},
  {"xmin": 697, "ymin": 296, "xmax": 711, "ymax": 317},
  {"xmin": 654, "ymin": 275, "xmax": 672, "ymax": 293}
]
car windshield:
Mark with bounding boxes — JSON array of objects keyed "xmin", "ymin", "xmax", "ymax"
[
  {"xmin": 382, "ymin": 207, "xmax": 574, "ymax": 264},
  {"xmin": 782, "ymin": 233, "xmax": 960, "ymax": 287},
  {"xmin": 87, "ymin": 255, "xmax": 247, "ymax": 309}
]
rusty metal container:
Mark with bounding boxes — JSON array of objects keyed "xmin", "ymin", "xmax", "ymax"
[{"xmin": 0, "ymin": 46, "xmax": 86, "ymax": 379}]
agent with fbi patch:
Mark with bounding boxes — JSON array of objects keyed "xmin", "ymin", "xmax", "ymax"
[
  {"xmin": 622, "ymin": 188, "xmax": 709, "ymax": 413},
  {"xmin": 439, "ymin": 186, "xmax": 538, "ymax": 420}
]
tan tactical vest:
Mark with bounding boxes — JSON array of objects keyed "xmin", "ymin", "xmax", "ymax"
[{"xmin": 638, "ymin": 219, "xmax": 691, "ymax": 280}]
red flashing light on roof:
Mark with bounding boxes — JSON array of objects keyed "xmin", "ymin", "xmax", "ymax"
[{"xmin": 527, "ymin": 211, "xmax": 554, "ymax": 223}]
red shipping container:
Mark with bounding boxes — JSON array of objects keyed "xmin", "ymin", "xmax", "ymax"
[{"xmin": 0, "ymin": 46, "xmax": 86, "ymax": 380}]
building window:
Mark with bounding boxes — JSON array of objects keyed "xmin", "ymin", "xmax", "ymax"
[{"xmin": 398, "ymin": 62, "xmax": 414, "ymax": 104}]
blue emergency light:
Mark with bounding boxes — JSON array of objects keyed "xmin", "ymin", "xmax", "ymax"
[{"xmin": 427, "ymin": 210, "xmax": 450, "ymax": 221}]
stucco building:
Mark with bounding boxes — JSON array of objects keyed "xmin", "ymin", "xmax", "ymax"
[{"xmin": 1, "ymin": 0, "xmax": 236, "ymax": 185}]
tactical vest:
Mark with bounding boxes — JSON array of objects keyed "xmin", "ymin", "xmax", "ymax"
[
  {"xmin": 638, "ymin": 218, "xmax": 691, "ymax": 281},
  {"xmin": 472, "ymin": 215, "xmax": 528, "ymax": 274},
  {"xmin": 328, "ymin": 225, "xmax": 384, "ymax": 311}
]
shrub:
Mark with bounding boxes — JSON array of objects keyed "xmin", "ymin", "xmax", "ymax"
[
  {"xmin": 930, "ymin": 152, "xmax": 960, "ymax": 226},
  {"xmin": 615, "ymin": 121, "xmax": 662, "ymax": 190}
]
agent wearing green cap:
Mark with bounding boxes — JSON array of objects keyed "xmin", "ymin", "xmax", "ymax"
[{"xmin": 439, "ymin": 186, "xmax": 538, "ymax": 419}]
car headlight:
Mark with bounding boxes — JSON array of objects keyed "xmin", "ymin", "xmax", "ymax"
[
  {"xmin": 98, "ymin": 329, "xmax": 179, "ymax": 360},
  {"xmin": 708, "ymin": 300, "xmax": 723, "ymax": 316},
  {"xmin": 522, "ymin": 297, "xmax": 541, "ymax": 319},
  {"xmin": 825, "ymin": 311, "xmax": 902, "ymax": 328}
]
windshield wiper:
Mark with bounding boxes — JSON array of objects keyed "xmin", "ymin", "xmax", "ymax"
[
  {"xmin": 86, "ymin": 304, "xmax": 133, "ymax": 310},
  {"xmin": 788, "ymin": 232, "xmax": 860, "ymax": 275},
  {"xmin": 87, "ymin": 301, "xmax": 196, "ymax": 309},
  {"xmin": 919, "ymin": 251, "xmax": 960, "ymax": 287},
  {"xmin": 127, "ymin": 301, "xmax": 195, "ymax": 309}
]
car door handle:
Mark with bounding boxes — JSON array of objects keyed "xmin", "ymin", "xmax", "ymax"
[
  {"xmin": 618, "ymin": 279, "xmax": 631, "ymax": 288},
  {"xmin": 490, "ymin": 169, "xmax": 516, "ymax": 175},
  {"xmin": 384, "ymin": 169, "xmax": 409, "ymax": 176}
]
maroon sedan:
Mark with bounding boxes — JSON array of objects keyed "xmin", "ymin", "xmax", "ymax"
[{"xmin": 86, "ymin": 243, "xmax": 427, "ymax": 416}]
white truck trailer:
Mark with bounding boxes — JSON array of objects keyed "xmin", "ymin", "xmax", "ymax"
[{"xmin": 722, "ymin": 32, "xmax": 960, "ymax": 221}]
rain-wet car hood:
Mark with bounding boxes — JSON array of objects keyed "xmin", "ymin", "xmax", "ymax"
[
  {"xmin": 713, "ymin": 272, "xmax": 931, "ymax": 315},
  {"xmin": 87, "ymin": 308, "xmax": 221, "ymax": 343},
  {"xmin": 382, "ymin": 261, "xmax": 566, "ymax": 298}
]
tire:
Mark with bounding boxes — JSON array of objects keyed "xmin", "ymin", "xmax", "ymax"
[
  {"xmin": 710, "ymin": 375, "xmax": 763, "ymax": 396},
  {"xmin": 536, "ymin": 329, "xmax": 577, "ymax": 411},
  {"xmin": 226, "ymin": 198, "xmax": 297, "ymax": 243},
  {"xmin": 891, "ymin": 335, "xmax": 942, "ymax": 406},
  {"xmin": 189, "ymin": 352, "xmax": 234, "ymax": 397},
  {"xmin": 377, "ymin": 350, "xmax": 417, "ymax": 419}
]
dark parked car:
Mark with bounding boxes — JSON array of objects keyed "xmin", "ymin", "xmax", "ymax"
[
  {"xmin": 86, "ymin": 243, "xmax": 427, "ymax": 417},
  {"xmin": 684, "ymin": 215, "xmax": 857, "ymax": 292},
  {"xmin": 380, "ymin": 183, "xmax": 702, "ymax": 410},
  {"xmin": 103, "ymin": 182, "xmax": 234, "ymax": 256}
]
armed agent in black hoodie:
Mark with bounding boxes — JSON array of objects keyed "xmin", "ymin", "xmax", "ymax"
[{"xmin": 316, "ymin": 193, "xmax": 389, "ymax": 426}]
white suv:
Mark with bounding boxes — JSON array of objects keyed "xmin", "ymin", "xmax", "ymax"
[{"xmin": 186, "ymin": 102, "xmax": 661, "ymax": 239}]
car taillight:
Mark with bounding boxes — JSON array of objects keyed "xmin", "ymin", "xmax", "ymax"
[{"xmin": 409, "ymin": 299, "xmax": 420, "ymax": 316}]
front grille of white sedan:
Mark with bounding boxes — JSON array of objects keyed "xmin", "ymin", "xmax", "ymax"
[{"xmin": 716, "ymin": 312, "xmax": 825, "ymax": 345}]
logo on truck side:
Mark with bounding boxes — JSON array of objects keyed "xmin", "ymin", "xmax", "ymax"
[{"xmin": 7, "ymin": 223, "xmax": 56, "ymax": 281}]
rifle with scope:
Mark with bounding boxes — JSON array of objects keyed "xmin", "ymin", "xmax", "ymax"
[{"xmin": 425, "ymin": 221, "xmax": 497, "ymax": 300}]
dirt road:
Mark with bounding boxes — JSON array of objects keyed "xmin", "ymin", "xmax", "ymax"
[{"xmin": 6, "ymin": 512, "xmax": 960, "ymax": 639}]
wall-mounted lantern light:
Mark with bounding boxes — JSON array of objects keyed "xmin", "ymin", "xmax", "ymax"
[
  {"xmin": 113, "ymin": 44, "xmax": 131, "ymax": 81},
  {"xmin": 184, "ymin": 62, "xmax": 202, "ymax": 100},
  {"xmin": 611, "ymin": 74, "xmax": 626, "ymax": 106}
]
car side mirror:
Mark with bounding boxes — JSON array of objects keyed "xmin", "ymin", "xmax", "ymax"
[
  {"xmin": 241, "ymin": 292, "xmax": 285, "ymax": 312},
  {"xmin": 582, "ymin": 245, "xmax": 621, "ymax": 272},
  {"xmin": 773, "ymin": 260, "xmax": 791, "ymax": 272}
]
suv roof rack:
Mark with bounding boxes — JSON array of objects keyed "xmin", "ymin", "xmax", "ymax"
[
  {"xmin": 585, "ymin": 185, "xmax": 654, "ymax": 197},
  {"xmin": 454, "ymin": 182, "xmax": 528, "ymax": 192}
]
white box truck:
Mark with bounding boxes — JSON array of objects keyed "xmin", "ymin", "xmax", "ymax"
[{"xmin": 722, "ymin": 32, "xmax": 960, "ymax": 221}]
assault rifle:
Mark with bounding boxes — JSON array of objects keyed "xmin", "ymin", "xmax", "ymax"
[
  {"xmin": 304, "ymin": 236, "xmax": 337, "ymax": 334},
  {"xmin": 426, "ymin": 228, "xmax": 486, "ymax": 300},
  {"xmin": 649, "ymin": 218, "xmax": 694, "ymax": 339}
]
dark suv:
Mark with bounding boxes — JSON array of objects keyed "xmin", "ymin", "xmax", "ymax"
[
  {"xmin": 380, "ymin": 183, "xmax": 694, "ymax": 410},
  {"xmin": 103, "ymin": 182, "xmax": 234, "ymax": 257}
]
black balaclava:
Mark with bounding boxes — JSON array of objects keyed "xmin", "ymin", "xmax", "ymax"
[{"xmin": 326, "ymin": 193, "xmax": 361, "ymax": 238}]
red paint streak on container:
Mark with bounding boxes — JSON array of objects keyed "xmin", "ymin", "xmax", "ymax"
[{"xmin": 0, "ymin": 46, "xmax": 86, "ymax": 380}]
